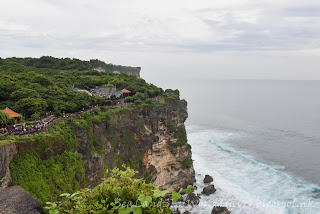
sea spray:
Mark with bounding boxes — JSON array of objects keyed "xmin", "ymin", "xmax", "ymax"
[{"xmin": 176, "ymin": 125, "xmax": 320, "ymax": 214}]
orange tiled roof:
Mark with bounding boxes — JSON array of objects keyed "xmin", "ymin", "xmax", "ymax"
[
  {"xmin": 2, "ymin": 108, "xmax": 22, "ymax": 118},
  {"xmin": 121, "ymin": 89, "xmax": 131, "ymax": 93}
]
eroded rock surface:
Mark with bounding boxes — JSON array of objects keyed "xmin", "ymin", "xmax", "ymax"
[{"xmin": 0, "ymin": 186, "xmax": 44, "ymax": 214}]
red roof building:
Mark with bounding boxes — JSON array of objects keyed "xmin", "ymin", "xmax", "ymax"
[
  {"xmin": 2, "ymin": 108, "xmax": 22, "ymax": 118},
  {"xmin": 121, "ymin": 89, "xmax": 131, "ymax": 93}
]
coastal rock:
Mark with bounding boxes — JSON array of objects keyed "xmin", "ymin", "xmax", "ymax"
[
  {"xmin": 211, "ymin": 206, "xmax": 231, "ymax": 214},
  {"xmin": 0, "ymin": 186, "xmax": 45, "ymax": 214},
  {"xmin": 204, "ymin": 174, "xmax": 213, "ymax": 183},
  {"xmin": 185, "ymin": 192, "xmax": 200, "ymax": 205},
  {"xmin": 202, "ymin": 184, "xmax": 216, "ymax": 195}
]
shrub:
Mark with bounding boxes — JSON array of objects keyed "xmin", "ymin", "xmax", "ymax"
[
  {"xmin": 181, "ymin": 158, "xmax": 193, "ymax": 167},
  {"xmin": 45, "ymin": 166, "xmax": 196, "ymax": 214},
  {"xmin": 125, "ymin": 96, "xmax": 134, "ymax": 103},
  {"xmin": 134, "ymin": 99, "xmax": 143, "ymax": 105},
  {"xmin": 0, "ymin": 111, "xmax": 14, "ymax": 127},
  {"xmin": 167, "ymin": 120, "xmax": 176, "ymax": 132}
]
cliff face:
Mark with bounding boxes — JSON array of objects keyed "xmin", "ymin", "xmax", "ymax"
[
  {"xmin": 0, "ymin": 144, "xmax": 17, "ymax": 190},
  {"xmin": 142, "ymin": 101, "xmax": 195, "ymax": 191},
  {"xmin": 0, "ymin": 99, "xmax": 195, "ymax": 195}
]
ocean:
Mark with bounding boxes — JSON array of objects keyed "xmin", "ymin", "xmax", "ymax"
[{"xmin": 150, "ymin": 78, "xmax": 320, "ymax": 214}]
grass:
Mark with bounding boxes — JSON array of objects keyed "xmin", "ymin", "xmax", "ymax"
[{"xmin": 0, "ymin": 135, "xmax": 18, "ymax": 147}]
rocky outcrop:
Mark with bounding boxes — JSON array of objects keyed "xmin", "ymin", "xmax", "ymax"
[
  {"xmin": 211, "ymin": 206, "xmax": 231, "ymax": 214},
  {"xmin": 143, "ymin": 100, "xmax": 195, "ymax": 190},
  {"xmin": 202, "ymin": 184, "xmax": 216, "ymax": 195},
  {"xmin": 80, "ymin": 99, "xmax": 195, "ymax": 190},
  {"xmin": 185, "ymin": 192, "xmax": 200, "ymax": 205},
  {"xmin": 0, "ymin": 186, "xmax": 45, "ymax": 214},
  {"xmin": 204, "ymin": 174, "xmax": 213, "ymax": 183},
  {"xmin": 0, "ymin": 143, "xmax": 17, "ymax": 190}
]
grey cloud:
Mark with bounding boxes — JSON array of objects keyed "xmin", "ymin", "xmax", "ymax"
[
  {"xmin": 188, "ymin": 6, "xmax": 320, "ymax": 52},
  {"xmin": 285, "ymin": 7, "xmax": 320, "ymax": 17}
]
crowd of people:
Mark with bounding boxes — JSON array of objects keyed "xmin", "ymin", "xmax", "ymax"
[
  {"xmin": 0, "ymin": 107, "xmax": 94, "ymax": 136},
  {"xmin": 0, "ymin": 102, "xmax": 129, "ymax": 137},
  {"xmin": 0, "ymin": 116, "xmax": 56, "ymax": 136}
]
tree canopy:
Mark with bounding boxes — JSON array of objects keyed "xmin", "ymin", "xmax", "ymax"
[{"xmin": 0, "ymin": 57, "xmax": 164, "ymax": 119}]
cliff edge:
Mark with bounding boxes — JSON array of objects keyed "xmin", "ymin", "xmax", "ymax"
[{"xmin": 0, "ymin": 98, "xmax": 195, "ymax": 203}]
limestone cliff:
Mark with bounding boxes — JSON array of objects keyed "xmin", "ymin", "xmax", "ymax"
[{"xmin": 0, "ymin": 99, "xmax": 195, "ymax": 198}]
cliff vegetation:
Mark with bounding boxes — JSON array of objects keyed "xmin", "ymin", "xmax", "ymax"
[
  {"xmin": 0, "ymin": 57, "xmax": 160, "ymax": 121},
  {"xmin": 0, "ymin": 57, "xmax": 195, "ymax": 213}
]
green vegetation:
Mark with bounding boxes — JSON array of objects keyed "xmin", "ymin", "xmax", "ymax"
[
  {"xmin": 133, "ymin": 118, "xmax": 145, "ymax": 130},
  {"xmin": 4, "ymin": 105, "xmax": 157, "ymax": 205},
  {"xmin": 45, "ymin": 166, "xmax": 196, "ymax": 214},
  {"xmin": 0, "ymin": 57, "xmax": 163, "ymax": 119},
  {"xmin": 9, "ymin": 151, "xmax": 85, "ymax": 204},
  {"xmin": 0, "ymin": 135, "xmax": 19, "ymax": 146},
  {"xmin": 8, "ymin": 56, "xmax": 140, "ymax": 73},
  {"xmin": 118, "ymin": 130, "xmax": 145, "ymax": 170},
  {"xmin": 172, "ymin": 126, "xmax": 187, "ymax": 147},
  {"xmin": 167, "ymin": 120, "xmax": 187, "ymax": 147},
  {"xmin": 0, "ymin": 176, "xmax": 6, "ymax": 184},
  {"xmin": 0, "ymin": 111, "xmax": 14, "ymax": 127},
  {"xmin": 181, "ymin": 158, "xmax": 193, "ymax": 167},
  {"xmin": 167, "ymin": 120, "xmax": 176, "ymax": 133},
  {"xmin": 7, "ymin": 119, "xmax": 84, "ymax": 204}
]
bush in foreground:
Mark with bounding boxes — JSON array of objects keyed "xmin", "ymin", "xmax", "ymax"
[{"xmin": 45, "ymin": 166, "xmax": 195, "ymax": 214}]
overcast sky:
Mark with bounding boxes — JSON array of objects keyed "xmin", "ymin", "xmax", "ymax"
[{"xmin": 1, "ymin": 0, "xmax": 320, "ymax": 82}]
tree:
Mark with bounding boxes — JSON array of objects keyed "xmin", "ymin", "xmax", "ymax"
[
  {"xmin": 10, "ymin": 88, "xmax": 41, "ymax": 101},
  {"xmin": 0, "ymin": 75, "xmax": 18, "ymax": 101},
  {"xmin": 0, "ymin": 111, "xmax": 14, "ymax": 127},
  {"xmin": 32, "ymin": 75, "xmax": 53, "ymax": 86},
  {"xmin": 15, "ymin": 98, "xmax": 48, "ymax": 118}
]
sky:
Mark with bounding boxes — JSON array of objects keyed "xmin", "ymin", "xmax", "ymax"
[{"xmin": 1, "ymin": 0, "xmax": 320, "ymax": 83}]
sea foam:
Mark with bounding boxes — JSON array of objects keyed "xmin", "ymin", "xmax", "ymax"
[{"xmin": 179, "ymin": 125, "xmax": 320, "ymax": 214}]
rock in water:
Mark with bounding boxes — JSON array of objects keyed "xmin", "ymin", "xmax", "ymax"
[
  {"xmin": 204, "ymin": 175, "xmax": 213, "ymax": 183},
  {"xmin": 185, "ymin": 192, "xmax": 200, "ymax": 205},
  {"xmin": 211, "ymin": 206, "xmax": 231, "ymax": 214},
  {"xmin": 0, "ymin": 186, "xmax": 44, "ymax": 214},
  {"xmin": 202, "ymin": 184, "xmax": 216, "ymax": 195},
  {"xmin": 183, "ymin": 211, "xmax": 192, "ymax": 214}
]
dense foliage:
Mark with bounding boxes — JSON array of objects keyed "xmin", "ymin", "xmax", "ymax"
[
  {"xmin": 0, "ymin": 111, "xmax": 14, "ymax": 127},
  {"xmin": 10, "ymin": 151, "xmax": 85, "ymax": 204},
  {"xmin": 0, "ymin": 57, "xmax": 162, "ymax": 119},
  {"xmin": 45, "ymin": 166, "xmax": 195, "ymax": 214},
  {"xmin": 7, "ymin": 56, "xmax": 141, "ymax": 73}
]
